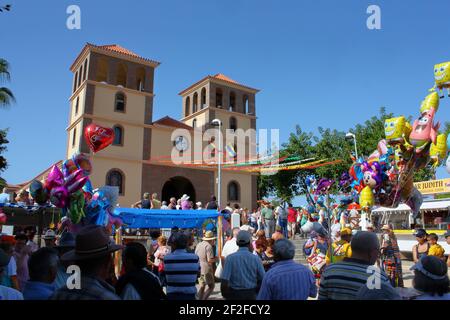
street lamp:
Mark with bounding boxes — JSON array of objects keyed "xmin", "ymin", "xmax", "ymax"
[
  {"xmin": 211, "ymin": 119, "xmax": 222, "ymax": 209},
  {"xmin": 345, "ymin": 132, "xmax": 358, "ymax": 159}
]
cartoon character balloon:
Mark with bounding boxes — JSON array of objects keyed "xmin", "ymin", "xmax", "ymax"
[{"xmin": 433, "ymin": 62, "xmax": 450, "ymax": 98}]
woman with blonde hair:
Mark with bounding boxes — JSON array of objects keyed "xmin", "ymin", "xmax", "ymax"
[{"xmin": 153, "ymin": 236, "xmax": 171, "ymax": 286}]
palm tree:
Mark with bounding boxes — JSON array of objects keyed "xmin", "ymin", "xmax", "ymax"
[{"xmin": 0, "ymin": 58, "xmax": 15, "ymax": 108}]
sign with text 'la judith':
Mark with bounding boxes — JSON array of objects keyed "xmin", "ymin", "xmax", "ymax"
[{"xmin": 413, "ymin": 178, "xmax": 450, "ymax": 195}]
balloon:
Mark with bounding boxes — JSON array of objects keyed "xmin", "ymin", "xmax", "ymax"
[
  {"xmin": 301, "ymin": 221, "xmax": 313, "ymax": 233},
  {"xmin": 50, "ymin": 186, "xmax": 69, "ymax": 208},
  {"xmin": 361, "ymin": 161, "xmax": 382, "ymax": 189},
  {"xmin": 433, "ymin": 62, "xmax": 450, "ymax": 97},
  {"xmin": 430, "ymin": 133, "xmax": 448, "ymax": 167},
  {"xmin": 359, "ymin": 186, "xmax": 374, "ymax": 209},
  {"xmin": 84, "ymin": 123, "xmax": 115, "ymax": 153},
  {"xmin": 29, "ymin": 180, "xmax": 49, "ymax": 205},
  {"xmin": 384, "ymin": 116, "xmax": 412, "ymax": 145},
  {"xmin": 67, "ymin": 190, "xmax": 85, "ymax": 224},
  {"xmin": 45, "ymin": 165, "xmax": 64, "ymax": 190},
  {"xmin": 446, "ymin": 155, "xmax": 450, "ymax": 174},
  {"xmin": 409, "ymin": 94, "xmax": 440, "ymax": 152}
]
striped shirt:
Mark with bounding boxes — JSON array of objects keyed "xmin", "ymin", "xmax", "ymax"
[
  {"xmin": 164, "ymin": 249, "xmax": 200, "ymax": 295},
  {"xmin": 257, "ymin": 260, "xmax": 317, "ymax": 300},
  {"xmin": 318, "ymin": 258, "xmax": 396, "ymax": 300},
  {"xmin": 221, "ymin": 247, "xmax": 265, "ymax": 290}
]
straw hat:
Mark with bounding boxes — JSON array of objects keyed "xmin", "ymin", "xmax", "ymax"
[{"xmin": 202, "ymin": 230, "xmax": 216, "ymax": 241}]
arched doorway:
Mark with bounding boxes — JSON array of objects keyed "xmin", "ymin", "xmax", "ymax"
[{"xmin": 161, "ymin": 176, "xmax": 196, "ymax": 204}]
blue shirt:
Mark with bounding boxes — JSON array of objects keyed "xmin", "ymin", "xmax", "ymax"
[
  {"xmin": 221, "ymin": 247, "xmax": 265, "ymax": 290},
  {"xmin": 23, "ymin": 280, "xmax": 55, "ymax": 300},
  {"xmin": 257, "ymin": 259, "xmax": 317, "ymax": 300},
  {"xmin": 164, "ymin": 249, "xmax": 200, "ymax": 295}
]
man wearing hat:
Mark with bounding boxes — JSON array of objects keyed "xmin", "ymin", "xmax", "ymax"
[
  {"xmin": 54, "ymin": 232, "xmax": 76, "ymax": 289},
  {"xmin": 195, "ymin": 230, "xmax": 217, "ymax": 300},
  {"xmin": 0, "ymin": 248, "xmax": 23, "ymax": 300},
  {"xmin": 326, "ymin": 227, "xmax": 352, "ymax": 264},
  {"xmin": 43, "ymin": 229, "xmax": 57, "ymax": 248},
  {"xmin": 221, "ymin": 230, "xmax": 265, "ymax": 300},
  {"xmin": 51, "ymin": 225, "xmax": 123, "ymax": 300}
]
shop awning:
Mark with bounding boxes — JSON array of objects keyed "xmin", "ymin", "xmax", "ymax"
[
  {"xmin": 114, "ymin": 208, "xmax": 219, "ymax": 229},
  {"xmin": 372, "ymin": 200, "xmax": 450, "ymax": 215}
]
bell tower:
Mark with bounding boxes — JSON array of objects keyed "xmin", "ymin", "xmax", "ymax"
[{"xmin": 66, "ymin": 43, "xmax": 160, "ymax": 206}]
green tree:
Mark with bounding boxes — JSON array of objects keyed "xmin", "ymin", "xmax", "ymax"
[
  {"xmin": 0, "ymin": 129, "xmax": 9, "ymax": 189},
  {"xmin": 0, "ymin": 58, "xmax": 15, "ymax": 108}
]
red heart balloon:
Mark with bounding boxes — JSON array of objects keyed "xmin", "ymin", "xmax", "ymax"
[{"xmin": 84, "ymin": 123, "xmax": 115, "ymax": 153}]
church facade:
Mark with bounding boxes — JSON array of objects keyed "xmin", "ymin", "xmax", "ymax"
[{"xmin": 67, "ymin": 43, "xmax": 259, "ymax": 209}]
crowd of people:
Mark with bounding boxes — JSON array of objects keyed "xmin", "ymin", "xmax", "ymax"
[{"xmin": 0, "ymin": 189, "xmax": 449, "ymax": 300}]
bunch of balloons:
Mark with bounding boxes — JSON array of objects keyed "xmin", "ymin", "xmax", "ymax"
[{"xmin": 341, "ymin": 79, "xmax": 448, "ymax": 222}]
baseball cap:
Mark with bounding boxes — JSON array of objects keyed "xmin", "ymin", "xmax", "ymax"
[
  {"xmin": 413, "ymin": 228, "xmax": 427, "ymax": 238},
  {"xmin": 236, "ymin": 230, "xmax": 252, "ymax": 246}
]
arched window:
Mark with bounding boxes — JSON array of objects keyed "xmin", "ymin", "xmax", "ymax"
[
  {"xmin": 216, "ymin": 88, "xmax": 223, "ymax": 108},
  {"xmin": 243, "ymin": 95, "xmax": 249, "ymax": 114},
  {"xmin": 96, "ymin": 58, "xmax": 108, "ymax": 82},
  {"xmin": 192, "ymin": 118, "xmax": 197, "ymax": 128},
  {"xmin": 229, "ymin": 91, "xmax": 236, "ymax": 111},
  {"xmin": 228, "ymin": 181, "xmax": 240, "ymax": 201},
  {"xmin": 106, "ymin": 169, "xmax": 125, "ymax": 195},
  {"xmin": 74, "ymin": 97, "xmax": 79, "ymax": 115},
  {"xmin": 229, "ymin": 117, "xmax": 237, "ymax": 131},
  {"xmin": 116, "ymin": 63, "xmax": 127, "ymax": 87},
  {"xmin": 83, "ymin": 59, "xmax": 88, "ymax": 80},
  {"xmin": 115, "ymin": 92, "xmax": 126, "ymax": 112},
  {"xmin": 201, "ymin": 87, "xmax": 206, "ymax": 108},
  {"xmin": 193, "ymin": 92, "xmax": 198, "ymax": 113},
  {"xmin": 185, "ymin": 96, "xmax": 190, "ymax": 116},
  {"xmin": 113, "ymin": 125, "xmax": 124, "ymax": 146}
]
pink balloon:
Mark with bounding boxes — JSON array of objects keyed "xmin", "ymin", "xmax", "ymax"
[
  {"xmin": 46, "ymin": 165, "xmax": 64, "ymax": 190},
  {"xmin": 67, "ymin": 176, "xmax": 89, "ymax": 194},
  {"xmin": 50, "ymin": 186, "xmax": 69, "ymax": 208},
  {"xmin": 64, "ymin": 169, "xmax": 84, "ymax": 186}
]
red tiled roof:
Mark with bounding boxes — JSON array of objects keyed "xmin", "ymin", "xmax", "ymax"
[
  {"xmin": 97, "ymin": 44, "xmax": 142, "ymax": 58},
  {"xmin": 7, "ymin": 160, "xmax": 63, "ymax": 193},
  {"xmin": 178, "ymin": 73, "xmax": 259, "ymax": 95},
  {"xmin": 70, "ymin": 43, "xmax": 160, "ymax": 71},
  {"xmin": 153, "ymin": 116, "xmax": 193, "ymax": 130}
]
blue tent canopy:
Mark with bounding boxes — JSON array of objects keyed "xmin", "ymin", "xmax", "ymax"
[{"xmin": 114, "ymin": 208, "xmax": 219, "ymax": 229}]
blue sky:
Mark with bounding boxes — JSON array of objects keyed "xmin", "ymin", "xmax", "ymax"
[{"xmin": 1, "ymin": 0, "xmax": 450, "ymax": 197}]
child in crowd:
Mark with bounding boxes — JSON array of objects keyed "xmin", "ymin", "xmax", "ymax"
[{"xmin": 427, "ymin": 233, "xmax": 445, "ymax": 260}]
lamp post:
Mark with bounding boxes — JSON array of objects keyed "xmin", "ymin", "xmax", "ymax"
[
  {"xmin": 211, "ymin": 119, "xmax": 222, "ymax": 209},
  {"xmin": 346, "ymin": 132, "xmax": 358, "ymax": 159}
]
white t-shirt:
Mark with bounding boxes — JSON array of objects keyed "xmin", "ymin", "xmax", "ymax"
[
  {"xmin": 215, "ymin": 238, "xmax": 239, "ymax": 278},
  {"xmin": 0, "ymin": 285, "xmax": 23, "ymax": 300}
]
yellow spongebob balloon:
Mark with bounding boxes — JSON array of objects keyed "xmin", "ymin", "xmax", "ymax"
[
  {"xmin": 430, "ymin": 133, "xmax": 448, "ymax": 167},
  {"xmin": 384, "ymin": 116, "xmax": 411, "ymax": 144},
  {"xmin": 359, "ymin": 186, "xmax": 374, "ymax": 209},
  {"xmin": 420, "ymin": 91, "xmax": 439, "ymax": 113},
  {"xmin": 433, "ymin": 62, "xmax": 450, "ymax": 98}
]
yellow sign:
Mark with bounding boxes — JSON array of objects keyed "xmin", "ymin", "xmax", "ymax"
[{"xmin": 413, "ymin": 178, "xmax": 450, "ymax": 195}]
